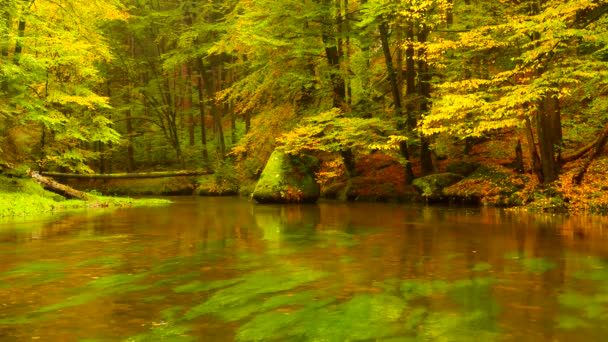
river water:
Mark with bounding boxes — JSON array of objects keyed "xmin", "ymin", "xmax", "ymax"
[{"xmin": 1, "ymin": 197, "xmax": 608, "ymax": 341}]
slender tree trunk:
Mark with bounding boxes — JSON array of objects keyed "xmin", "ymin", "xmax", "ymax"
[
  {"xmin": 196, "ymin": 59, "xmax": 209, "ymax": 165},
  {"xmin": 126, "ymin": 35, "xmax": 136, "ymax": 172},
  {"xmin": 524, "ymin": 116, "xmax": 543, "ymax": 182},
  {"xmin": 417, "ymin": 25, "xmax": 434, "ymax": 175},
  {"xmin": 319, "ymin": 0, "xmax": 346, "ymax": 109},
  {"xmin": 229, "ymin": 61, "xmax": 236, "ymax": 146},
  {"xmin": 379, "ymin": 21, "xmax": 414, "ymax": 182},
  {"xmin": 343, "ymin": 0, "xmax": 352, "ymax": 105},
  {"xmin": 125, "ymin": 107, "xmax": 135, "ymax": 172},
  {"xmin": 212, "ymin": 63, "xmax": 226, "ymax": 160},
  {"xmin": 185, "ymin": 64, "xmax": 195, "ymax": 147},
  {"xmin": 379, "ymin": 23, "xmax": 402, "ymax": 118}
]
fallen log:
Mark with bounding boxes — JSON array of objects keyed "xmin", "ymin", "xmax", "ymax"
[
  {"xmin": 28, "ymin": 171, "xmax": 93, "ymax": 200},
  {"xmin": 572, "ymin": 124, "xmax": 608, "ymax": 185},
  {"xmin": 40, "ymin": 170, "xmax": 212, "ymax": 179}
]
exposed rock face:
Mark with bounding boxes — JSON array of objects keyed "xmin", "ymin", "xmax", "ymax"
[
  {"xmin": 412, "ymin": 173, "xmax": 464, "ymax": 202},
  {"xmin": 252, "ymin": 151, "xmax": 320, "ymax": 204}
]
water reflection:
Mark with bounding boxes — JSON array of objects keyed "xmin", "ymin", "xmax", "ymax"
[{"xmin": 1, "ymin": 197, "xmax": 608, "ymax": 341}]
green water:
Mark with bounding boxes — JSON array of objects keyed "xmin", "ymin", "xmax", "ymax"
[{"xmin": 2, "ymin": 197, "xmax": 608, "ymax": 341}]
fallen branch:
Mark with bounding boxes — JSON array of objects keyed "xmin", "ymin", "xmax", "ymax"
[
  {"xmin": 28, "ymin": 171, "xmax": 93, "ymax": 200},
  {"xmin": 561, "ymin": 124, "xmax": 608, "ymax": 164},
  {"xmin": 40, "ymin": 170, "xmax": 212, "ymax": 179},
  {"xmin": 572, "ymin": 124, "xmax": 608, "ymax": 184}
]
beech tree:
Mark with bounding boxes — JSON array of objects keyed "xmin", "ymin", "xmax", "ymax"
[
  {"xmin": 0, "ymin": 0, "xmax": 126, "ymax": 172},
  {"xmin": 421, "ymin": 0, "xmax": 608, "ymax": 183}
]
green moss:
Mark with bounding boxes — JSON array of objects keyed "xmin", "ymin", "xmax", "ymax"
[
  {"xmin": 184, "ymin": 266, "xmax": 329, "ymax": 321},
  {"xmin": 0, "ymin": 175, "xmax": 171, "ymax": 219},
  {"xmin": 252, "ymin": 151, "xmax": 320, "ymax": 203}
]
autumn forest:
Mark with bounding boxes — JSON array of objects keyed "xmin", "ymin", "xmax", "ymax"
[{"xmin": 2, "ymin": 0, "xmax": 608, "ymax": 212}]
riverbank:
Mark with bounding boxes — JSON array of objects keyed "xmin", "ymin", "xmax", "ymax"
[
  {"xmin": 0, "ymin": 175, "xmax": 171, "ymax": 218},
  {"xmin": 19, "ymin": 152, "xmax": 608, "ymax": 216}
]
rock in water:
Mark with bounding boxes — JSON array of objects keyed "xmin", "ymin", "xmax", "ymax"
[
  {"xmin": 252, "ymin": 151, "xmax": 320, "ymax": 204},
  {"xmin": 412, "ymin": 173, "xmax": 463, "ymax": 202}
]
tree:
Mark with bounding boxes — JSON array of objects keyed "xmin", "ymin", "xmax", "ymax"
[
  {"xmin": 421, "ymin": 0, "xmax": 608, "ymax": 183},
  {"xmin": 0, "ymin": 0, "xmax": 127, "ymax": 172},
  {"xmin": 359, "ymin": 0, "xmax": 452, "ymax": 176}
]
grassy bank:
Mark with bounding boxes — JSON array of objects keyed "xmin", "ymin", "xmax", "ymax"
[{"xmin": 0, "ymin": 175, "xmax": 171, "ymax": 218}]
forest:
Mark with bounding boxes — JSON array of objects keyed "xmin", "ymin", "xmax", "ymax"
[{"xmin": 1, "ymin": 0, "xmax": 608, "ymax": 213}]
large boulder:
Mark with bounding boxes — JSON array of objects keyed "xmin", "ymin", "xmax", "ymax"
[
  {"xmin": 412, "ymin": 173, "xmax": 463, "ymax": 202},
  {"xmin": 252, "ymin": 151, "xmax": 320, "ymax": 204}
]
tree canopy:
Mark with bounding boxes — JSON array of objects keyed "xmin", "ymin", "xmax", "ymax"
[{"xmin": 1, "ymin": 0, "xmax": 607, "ymax": 187}]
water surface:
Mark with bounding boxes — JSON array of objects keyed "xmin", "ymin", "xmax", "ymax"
[{"xmin": 2, "ymin": 197, "xmax": 608, "ymax": 341}]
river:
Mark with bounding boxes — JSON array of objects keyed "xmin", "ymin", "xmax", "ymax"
[{"xmin": 1, "ymin": 196, "xmax": 608, "ymax": 341}]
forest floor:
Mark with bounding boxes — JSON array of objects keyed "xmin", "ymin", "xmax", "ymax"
[
  {"xmin": 431, "ymin": 136, "xmax": 608, "ymax": 215},
  {"xmin": 0, "ymin": 174, "xmax": 171, "ymax": 218}
]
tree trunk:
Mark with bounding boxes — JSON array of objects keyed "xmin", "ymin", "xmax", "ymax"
[
  {"xmin": 29, "ymin": 171, "xmax": 92, "ymax": 200},
  {"xmin": 524, "ymin": 116, "xmax": 543, "ymax": 182},
  {"xmin": 340, "ymin": 149, "xmax": 358, "ymax": 179},
  {"xmin": 417, "ymin": 25, "xmax": 434, "ymax": 175},
  {"xmin": 379, "ymin": 21, "xmax": 415, "ymax": 183},
  {"xmin": 536, "ymin": 92, "xmax": 562, "ymax": 183},
  {"xmin": 196, "ymin": 58, "xmax": 210, "ymax": 164},
  {"xmin": 125, "ymin": 107, "xmax": 135, "ymax": 172},
  {"xmin": 573, "ymin": 123, "xmax": 608, "ymax": 184},
  {"xmin": 514, "ymin": 139, "xmax": 525, "ymax": 173},
  {"xmin": 41, "ymin": 170, "xmax": 212, "ymax": 179},
  {"xmin": 186, "ymin": 64, "xmax": 195, "ymax": 147},
  {"xmin": 213, "ymin": 64, "xmax": 226, "ymax": 160},
  {"xmin": 319, "ymin": 0, "xmax": 346, "ymax": 109}
]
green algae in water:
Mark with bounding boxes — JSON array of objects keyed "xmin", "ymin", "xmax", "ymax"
[
  {"xmin": 124, "ymin": 324, "xmax": 194, "ymax": 342},
  {"xmin": 0, "ymin": 261, "xmax": 67, "ymax": 286},
  {"xmin": 124, "ymin": 306, "xmax": 194, "ymax": 341},
  {"xmin": 558, "ymin": 315, "xmax": 592, "ymax": 330},
  {"xmin": 153, "ymin": 271, "xmax": 202, "ymax": 288},
  {"xmin": 471, "ymin": 262, "xmax": 492, "ymax": 272},
  {"xmin": 236, "ymin": 293, "xmax": 406, "ymax": 342},
  {"xmin": 318, "ymin": 230, "xmax": 360, "ymax": 247},
  {"xmin": 504, "ymin": 251, "xmax": 556, "ymax": 274},
  {"xmin": 36, "ymin": 272, "xmax": 151, "ymax": 313},
  {"xmin": 36, "ymin": 292, "xmax": 104, "ymax": 313},
  {"xmin": 173, "ymin": 278, "xmax": 243, "ymax": 294},
  {"xmin": 559, "ymin": 291, "xmax": 608, "ymax": 320},
  {"xmin": 420, "ymin": 311, "xmax": 500, "ymax": 342},
  {"xmin": 1, "ymin": 261, "xmax": 66, "ymax": 277},
  {"xmin": 88, "ymin": 273, "xmax": 149, "ymax": 289},
  {"xmin": 400, "ymin": 280, "xmax": 450, "ymax": 301},
  {"xmin": 521, "ymin": 257, "xmax": 556, "ymax": 274},
  {"xmin": 184, "ymin": 266, "xmax": 329, "ymax": 321},
  {"xmin": 77, "ymin": 256, "xmax": 123, "ymax": 268},
  {"xmin": 236, "ymin": 298, "xmax": 336, "ymax": 342},
  {"xmin": 143, "ymin": 295, "xmax": 167, "ymax": 303}
]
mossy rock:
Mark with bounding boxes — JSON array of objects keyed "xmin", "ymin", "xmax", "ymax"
[
  {"xmin": 445, "ymin": 161, "xmax": 480, "ymax": 177},
  {"xmin": 443, "ymin": 165, "xmax": 526, "ymax": 207},
  {"xmin": 412, "ymin": 173, "xmax": 463, "ymax": 201},
  {"xmin": 252, "ymin": 151, "xmax": 320, "ymax": 204}
]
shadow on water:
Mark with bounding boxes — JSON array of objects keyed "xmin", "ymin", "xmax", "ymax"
[{"xmin": 1, "ymin": 197, "xmax": 608, "ymax": 341}]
